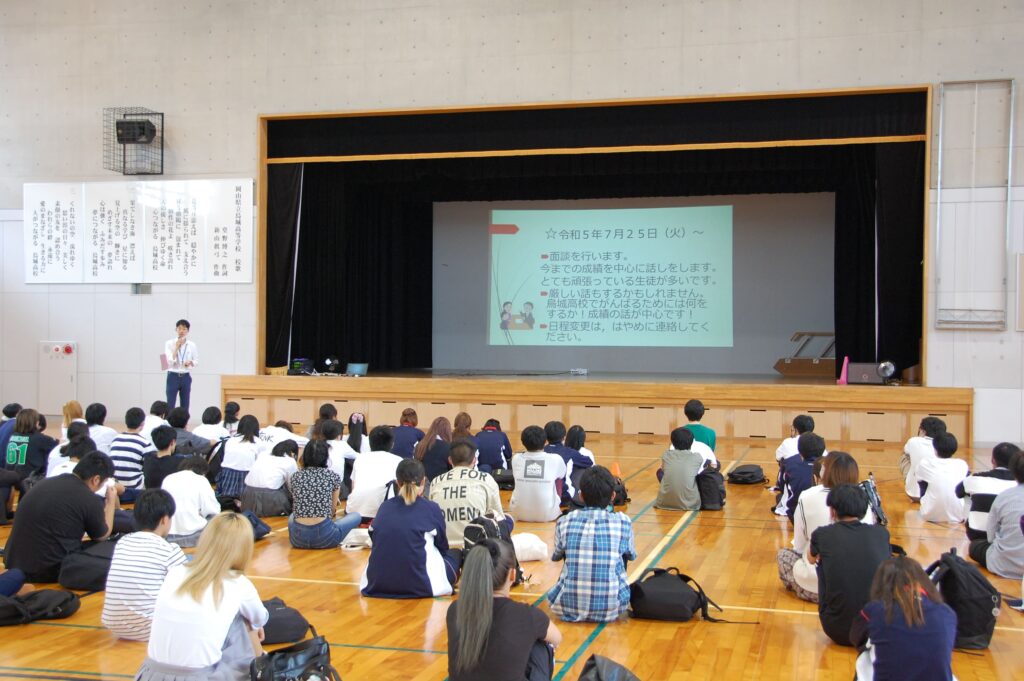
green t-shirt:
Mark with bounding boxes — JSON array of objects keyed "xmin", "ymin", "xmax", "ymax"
[{"xmin": 684, "ymin": 423, "xmax": 716, "ymax": 451}]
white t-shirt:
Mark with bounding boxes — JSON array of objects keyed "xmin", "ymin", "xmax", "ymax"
[
  {"xmin": 257, "ymin": 425, "xmax": 310, "ymax": 449},
  {"xmin": 510, "ymin": 451, "xmax": 567, "ymax": 522},
  {"xmin": 47, "ymin": 443, "xmax": 68, "ymax": 476},
  {"xmin": 162, "ymin": 470, "xmax": 220, "ymax": 536},
  {"xmin": 918, "ymin": 456, "xmax": 970, "ymax": 523},
  {"xmin": 791, "ymin": 485, "xmax": 876, "ymax": 593},
  {"xmin": 48, "ymin": 458, "xmax": 76, "ymax": 477},
  {"xmin": 685, "ymin": 441, "xmax": 718, "ymax": 471},
  {"xmin": 221, "ymin": 437, "xmax": 267, "ymax": 472},
  {"xmin": 347, "ymin": 451, "xmax": 404, "ymax": 518},
  {"xmin": 903, "ymin": 435, "xmax": 935, "ymax": 499},
  {"xmin": 579, "ymin": 446, "xmax": 596, "ymax": 464},
  {"xmin": 244, "ymin": 454, "xmax": 298, "ymax": 490},
  {"xmin": 326, "ymin": 440, "xmax": 360, "ymax": 479},
  {"xmin": 192, "ymin": 423, "xmax": 230, "ymax": 442},
  {"xmin": 89, "ymin": 424, "xmax": 119, "ymax": 454},
  {"xmin": 60, "ymin": 418, "xmax": 87, "ymax": 441},
  {"xmin": 147, "ymin": 565, "xmax": 269, "ymax": 668},
  {"xmin": 776, "ymin": 435, "xmax": 799, "ymax": 462},
  {"xmin": 141, "ymin": 414, "xmax": 170, "ymax": 444},
  {"xmin": 102, "ymin": 531, "xmax": 188, "ymax": 641}
]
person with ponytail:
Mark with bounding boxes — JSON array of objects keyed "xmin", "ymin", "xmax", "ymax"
[
  {"xmin": 414, "ymin": 416, "xmax": 453, "ymax": 481},
  {"xmin": 850, "ymin": 556, "xmax": 956, "ymax": 681},
  {"xmin": 447, "ymin": 539, "xmax": 562, "ymax": 681},
  {"xmin": 360, "ymin": 458, "xmax": 458, "ymax": 598},
  {"xmin": 451, "ymin": 412, "xmax": 479, "ymax": 450},
  {"xmin": 391, "ymin": 407, "xmax": 424, "ymax": 458},
  {"xmin": 137, "ymin": 512, "xmax": 268, "ymax": 681}
]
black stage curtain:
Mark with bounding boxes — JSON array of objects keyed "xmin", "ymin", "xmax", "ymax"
[
  {"xmin": 265, "ymin": 164, "xmax": 303, "ymax": 364},
  {"xmin": 266, "ymin": 144, "xmax": 924, "ymax": 374},
  {"xmin": 268, "ymin": 91, "xmax": 926, "ymax": 158}
]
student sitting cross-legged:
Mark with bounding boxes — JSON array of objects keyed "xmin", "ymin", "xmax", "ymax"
[
  {"xmin": 288, "ymin": 440, "xmax": 361, "ymax": 550},
  {"xmin": 969, "ymin": 449, "xmax": 1024, "ymax": 579},
  {"xmin": 241, "ymin": 439, "xmax": 298, "ymax": 517},
  {"xmin": 917, "ymin": 432, "xmax": 969, "ymax": 524},
  {"xmin": 102, "ymin": 489, "xmax": 188, "ymax": 641},
  {"xmin": 346, "ymin": 426, "xmax": 403, "ymax": 521},
  {"xmin": 957, "ymin": 442, "xmax": 1019, "ymax": 542},
  {"xmin": 850, "ymin": 556, "xmax": 957, "ymax": 681},
  {"xmin": 135, "ymin": 512, "xmax": 269, "ymax": 681},
  {"xmin": 163, "ymin": 456, "xmax": 221, "ymax": 548},
  {"xmin": 361, "ymin": 458, "xmax": 459, "ymax": 598},
  {"xmin": 430, "ymin": 438, "xmax": 512, "ymax": 550},
  {"xmin": 447, "ymin": 539, "xmax": 562, "ymax": 681},
  {"xmin": 510, "ymin": 426, "xmax": 567, "ymax": 522},
  {"xmin": 655, "ymin": 426, "xmax": 705, "ymax": 511},
  {"xmin": 547, "ymin": 465, "xmax": 637, "ymax": 623}
]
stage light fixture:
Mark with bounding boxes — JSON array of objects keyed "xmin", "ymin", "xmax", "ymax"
[
  {"xmin": 323, "ymin": 356, "xmax": 341, "ymax": 373},
  {"xmin": 877, "ymin": 361, "xmax": 896, "ymax": 383}
]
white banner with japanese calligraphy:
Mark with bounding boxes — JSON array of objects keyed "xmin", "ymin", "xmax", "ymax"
[{"xmin": 23, "ymin": 179, "xmax": 253, "ymax": 284}]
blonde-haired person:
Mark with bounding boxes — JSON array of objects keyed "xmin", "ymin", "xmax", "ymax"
[
  {"xmin": 447, "ymin": 539, "xmax": 561, "ymax": 681},
  {"xmin": 61, "ymin": 400, "xmax": 86, "ymax": 441},
  {"xmin": 136, "ymin": 512, "xmax": 269, "ymax": 681},
  {"xmin": 360, "ymin": 458, "xmax": 458, "ymax": 598}
]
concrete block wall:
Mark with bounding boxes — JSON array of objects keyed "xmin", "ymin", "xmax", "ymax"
[{"xmin": 0, "ymin": 0, "xmax": 1023, "ymax": 439}]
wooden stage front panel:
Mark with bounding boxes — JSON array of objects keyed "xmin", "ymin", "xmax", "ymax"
[{"xmin": 222, "ymin": 374, "xmax": 973, "ymax": 443}]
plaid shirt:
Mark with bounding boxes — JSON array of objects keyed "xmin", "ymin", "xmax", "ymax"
[{"xmin": 547, "ymin": 506, "xmax": 637, "ymax": 622}]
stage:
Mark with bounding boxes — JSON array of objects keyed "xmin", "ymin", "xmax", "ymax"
[{"xmin": 222, "ymin": 371, "xmax": 972, "ymax": 444}]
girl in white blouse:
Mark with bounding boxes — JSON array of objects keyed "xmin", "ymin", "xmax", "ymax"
[
  {"xmin": 217, "ymin": 416, "xmax": 268, "ymax": 499},
  {"xmin": 136, "ymin": 512, "xmax": 269, "ymax": 681}
]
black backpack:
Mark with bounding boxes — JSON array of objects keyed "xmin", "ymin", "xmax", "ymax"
[
  {"xmin": 577, "ymin": 654, "xmax": 641, "ymax": 681},
  {"xmin": 58, "ymin": 538, "xmax": 119, "ymax": 592},
  {"xmin": 262, "ymin": 597, "xmax": 311, "ymax": 645},
  {"xmin": 611, "ymin": 476, "xmax": 630, "ymax": 506},
  {"xmin": 926, "ymin": 547, "xmax": 1000, "ymax": 649},
  {"xmin": 696, "ymin": 469, "xmax": 726, "ymax": 510},
  {"xmin": 463, "ymin": 513, "xmax": 524, "ymax": 586},
  {"xmin": 629, "ymin": 568, "xmax": 723, "ymax": 622},
  {"xmin": 0, "ymin": 589, "xmax": 81, "ymax": 626},
  {"xmin": 727, "ymin": 464, "xmax": 768, "ymax": 485}
]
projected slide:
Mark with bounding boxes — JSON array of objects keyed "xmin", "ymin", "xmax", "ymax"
[{"xmin": 488, "ymin": 206, "xmax": 733, "ymax": 347}]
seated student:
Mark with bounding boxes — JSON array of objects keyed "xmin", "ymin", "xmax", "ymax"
[
  {"xmin": 60, "ymin": 399, "xmax": 86, "ymax": 441},
  {"xmin": 46, "ymin": 434, "xmax": 97, "ymax": 478},
  {"xmin": 362, "ymin": 458, "xmax": 458, "ymax": 598},
  {"xmin": 969, "ymin": 450, "xmax": 1024, "ymax": 579},
  {"xmin": 654, "ymin": 427, "xmax": 704, "ymax": 511},
  {"xmin": 917, "ymin": 432, "xmax": 968, "ymax": 524},
  {"xmin": 47, "ymin": 421, "xmax": 90, "ymax": 476},
  {"xmin": 778, "ymin": 452, "xmax": 877, "ymax": 603},
  {"xmin": 452, "ymin": 412, "xmax": 480, "ymax": 451},
  {"xmin": 544, "ymin": 421, "xmax": 594, "ymax": 501},
  {"xmin": 414, "ymin": 416, "xmax": 454, "ymax": 482},
  {"xmin": 257, "ymin": 420, "xmax": 310, "ymax": 450},
  {"xmin": 850, "ymin": 557, "xmax": 957, "ymax": 681},
  {"xmin": 141, "ymin": 400, "xmax": 170, "ymax": 445},
  {"xmin": 548, "ymin": 466, "xmax": 637, "ymax": 622},
  {"xmin": 391, "ymin": 408, "xmax": 424, "ymax": 459},
  {"xmin": 192, "ymin": 406, "xmax": 230, "ymax": 442},
  {"xmin": 288, "ymin": 440, "xmax": 361, "ymax": 550},
  {"xmin": 221, "ymin": 401, "xmax": 241, "ymax": 436},
  {"xmin": 322, "ymin": 419, "xmax": 353, "ymax": 486},
  {"xmin": 3, "ymin": 451, "xmax": 117, "ymax": 583},
  {"xmin": 217, "ymin": 415, "xmax": 266, "ymax": 499},
  {"xmin": 808, "ymin": 484, "xmax": 892, "ymax": 646},
  {"xmin": 167, "ymin": 407, "xmax": 215, "ymax": 457},
  {"xmin": 241, "ymin": 440, "xmax": 298, "ymax": 517},
  {"xmin": 0, "ymin": 467, "xmax": 19, "ymax": 526},
  {"xmin": 86, "ymin": 402, "xmax": 119, "ymax": 454},
  {"xmin": 958, "ymin": 442, "xmax": 1019, "ymax": 541},
  {"xmin": 682, "ymin": 399, "xmax": 716, "ymax": 451},
  {"xmin": 783, "ymin": 433, "xmax": 828, "ymax": 521},
  {"xmin": 109, "ymin": 407, "xmax": 155, "ymax": 503},
  {"xmin": 510, "ymin": 426, "xmax": 568, "ymax": 522},
  {"xmin": 145, "ymin": 426, "xmax": 186, "ymax": 490},
  {"xmin": 163, "ymin": 457, "xmax": 221, "ymax": 548},
  {"xmin": 475, "ymin": 418, "xmax": 514, "ymax": 473},
  {"xmin": 345, "ymin": 412, "xmax": 371, "ymax": 455},
  {"xmin": 4, "ymin": 408, "xmax": 57, "ymax": 492},
  {"xmin": 902, "ymin": 416, "xmax": 946, "ymax": 501},
  {"xmin": 773, "ymin": 415, "xmax": 817, "ymax": 515},
  {"xmin": 565, "ymin": 425, "xmax": 595, "ymax": 464},
  {"xmin": 305, "ymin": 402, "xmax": 337, "ymax": 441},
  {"xmin": 430, "ymin": 439, "xmax": 511, "ymax": 548},
  {"xmin": 102, "ymin": 489, "xmax": 189, "ymax": 640},
  {"xmin": 136, "ymin": 512, "xmax": 269, "ymax": 681},
  {"xmin": 447, "ymin": 539, "xmax": 562, "ymax": 681},
  {"xmin": 347, "ymin": 426, "xmax": 403, "ymax": 520}
]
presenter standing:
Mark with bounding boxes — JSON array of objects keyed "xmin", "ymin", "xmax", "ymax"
[{"xmin": 165, "ymin": 319, "xmax": 198, "ymax": 412}]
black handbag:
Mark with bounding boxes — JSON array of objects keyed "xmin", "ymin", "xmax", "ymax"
[
  {"xmin": 58, "ymin": 538, "xmax": 119, "ymax": 592},
  {"xmin": 250, "ymin": 625, "xmax": 342, "ymax": 681},
  {"xmin": 629, "ymin": 567, "xmax": 722, "ymax": 622}
]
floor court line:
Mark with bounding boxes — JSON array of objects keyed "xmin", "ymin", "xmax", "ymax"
[
  {"xmin": 0, "ymin": 667, "xmax": 133, "ymax": 680},
  {"xmin": 717, "ymin": 604, "xmax": 1024, "ymax": 633}
]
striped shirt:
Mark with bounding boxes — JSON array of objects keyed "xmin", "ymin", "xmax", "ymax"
[
  {"xmin": 109, "ymin": 433, "xmax": 154, "ymax": 489},
  {"xmin": 101, "ymin": 531, "xmax": 188, "ymax": 641},
  {"xmin": 957, "ymin": 468, "xmax": 1016, "ymax": 540}
]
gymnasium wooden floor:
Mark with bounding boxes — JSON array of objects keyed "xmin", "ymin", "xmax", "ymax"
[{"xmin": 2, "ymin": 439, "xmax": 1022, "ymax": 681}]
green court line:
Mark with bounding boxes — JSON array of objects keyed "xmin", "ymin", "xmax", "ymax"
[
  {"xmin": 622, "ymin": 459, "xmax": 657, "ymax": 482},
  {"xmin": 552, "ymin": 622, "xmax": 607, "ymax": 681},
  {"xmin": 0, "ymin": 666, "xmax": 132, "ymax": 679},
  {"xmin": 28, "ymin": 620, "xmax": 104, "ymax": 630}
]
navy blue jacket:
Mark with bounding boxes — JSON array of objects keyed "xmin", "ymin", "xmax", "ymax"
[
  {"xmin": 391, "ymin": 425, "xmax": 424, "ymax": 459},
  {"xmin": 475, "ymin": 429, "xmax": 512, "ymax": 472}
]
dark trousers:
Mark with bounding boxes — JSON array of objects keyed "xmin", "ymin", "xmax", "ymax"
[
  {"xmin": 166, "ymin": 371, "xmax": 192, "ymax": 411},
  {"xmin": 525, "ymin": 641, "xmax": 554, "ymax": 681},
  {"xmin": 969, "ymin": 538, "xmax": 991, "ymax": 568},
  {"xmin": 0, "ymin": 568, "xmax": 25, "ymax": 597}
]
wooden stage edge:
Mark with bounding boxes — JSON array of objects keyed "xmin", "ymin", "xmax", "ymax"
[{"xmin": 222, "ymin": 372, "xmax": 973, "ymax": 445}]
